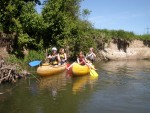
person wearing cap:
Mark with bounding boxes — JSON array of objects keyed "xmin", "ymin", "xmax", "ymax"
[
  {"xmin": 86, "ymin": 47, "xmax": 96, "ymax": 63},
  {"xmin": 47, "ymin": 47, "xmax": 60, "ymax": 65}
]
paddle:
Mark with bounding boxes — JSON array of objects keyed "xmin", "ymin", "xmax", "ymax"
[
  {"xmin": 29, "ymin": 60, "xmax": 41, "ymax": 67},
  {"xmin": 83, "ymin": 61, "xmax": 98, "ymax": 77},
  {"xmin": 90, "ymin": 68, "xmax": 98, "ymax": 77},
  {"xmin": 66, "ymin": 62, "xmax": 75, "ymax": 70},
  {"xmin": 28, "ymin": 49, "xmax": 48, "ymax": 67}
]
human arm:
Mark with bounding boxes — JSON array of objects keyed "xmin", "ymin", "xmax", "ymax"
[
  {"xmin": 64, "ymin": 53, "xmax": 67, "ymax": 61},
  {"xmin": 47, "ymin": 55, "xmax": 52, "ymax": 59},
  {"xmin": 77, "ymin": 57, "xmax": 80, "ymax": 64},
  {"xmin": 57, "ymin": 54, "xmax": 61, "ymax": 63},
  {"xmin": 92, "ymin": 52, "xmax": 96, "ymax": 57},
  {"xmin": 88, "ymin": 52, "xmax": 96, "ymax": 57}
]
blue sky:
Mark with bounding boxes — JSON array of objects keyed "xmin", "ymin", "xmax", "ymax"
[{"xmin": 36, "ymin": 0, "xmax": 150, "ymax": 35}]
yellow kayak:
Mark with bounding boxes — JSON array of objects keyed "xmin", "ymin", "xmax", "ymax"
[
  {"xmin": 72, "ymin": 63, "xmax": 90, "ymax": 76},
  {"xmin": 37, "ymin": 63, "xmax": 66, "ymax": 77}
]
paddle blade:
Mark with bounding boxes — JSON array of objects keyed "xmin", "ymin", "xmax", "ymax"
[
  {"xmin": 29, "ymin": 60, "xmax": 41, "ymax": 67},
  {"xmin": 90, "ymin": 69, "xmax": 99, "ymax": 77}
]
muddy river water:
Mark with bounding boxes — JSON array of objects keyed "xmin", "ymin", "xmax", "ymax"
[{"xmin": 0, "ymin": 60, "xmax": 150, "ymax": 113}]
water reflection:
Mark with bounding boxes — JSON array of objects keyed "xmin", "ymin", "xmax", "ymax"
[
  {"xmin": 100, "ymin": 60, "xmax": 150, "ymax": 73},
  {"xmin": 39, "ymin": 71, "xmax": 71, "ymax": 98},
  {"xmin": 39, "ymin": 71, "xmax": 99, "ymax": 95},
  {"xmin": 0, "ymin": 60, "xmax": 150, "ymax": 113},
  {"xmin": 98, "ymin": 60, "xmax": 150, "ymax": 79},
  {"xmin": 72, "ymin": 75, "xmax": 98, "ymax": 94},
  {"xmin": 0, "ymin": 84, "xmax": 16, "ymax": 103}
]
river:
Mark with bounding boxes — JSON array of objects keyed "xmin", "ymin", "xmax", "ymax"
[{"xmin": 0, "ymin": 60, "xmax": 150, "ymax": 113}]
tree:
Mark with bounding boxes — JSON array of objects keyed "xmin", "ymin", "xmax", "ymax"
[
  {"xmin": 82, "ymin": 9, "xmax": 91, "ymax": 20},
  {"xmin": 42, "ymin": 0, "xmax": 82, "ymax": 47},
  {"xmin": 19, "ymin": 2, "xmax": 46, "ymax": 49},
  {"xmin": 0, "ymin": 0, "xmax": 40, "ymax": 32}
]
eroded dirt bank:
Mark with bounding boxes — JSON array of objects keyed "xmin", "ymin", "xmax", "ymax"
[{"xmin": 98, "ymin": 40, "xmax": 150, "ymax": 60}]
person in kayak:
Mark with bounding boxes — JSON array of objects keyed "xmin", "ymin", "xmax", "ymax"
[
  {"xmin": 47, "ymin": 47, "xmax": 60, "ymax": 65},
  {"xmin": 58, "ymin": 48, "xmax": 67, "ymax": 65},
  {"xmin": 86, "ymin": 47, "xmax": 96, "ymax": 63},
  {"xmin": 77, "ymin": 51, "xmax": 87, "ymax": 65},
  {"xmin": 66, "ymin": 51, "xmax": 96, "ymax": 70},
  {"xmin": 66, "ymin": 51, "xmax": 86, "ymax": 70},
  {"xmin": 77, "ymin": 51, "xmax": 96, "ymax": 70}
]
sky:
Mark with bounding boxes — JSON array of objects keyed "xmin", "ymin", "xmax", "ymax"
[{"xmin": 36, "ymin": 0, "xmax": 150, "ymax": 35}]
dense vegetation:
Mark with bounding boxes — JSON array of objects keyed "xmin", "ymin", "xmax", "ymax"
[{"xmin": 0, "ymin": 0, "xmax": 150, "ymax": 61}]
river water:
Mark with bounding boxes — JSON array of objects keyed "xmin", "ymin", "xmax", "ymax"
[{"xmin": 0, "ymin": 60, "xmax": 150, "ymax": 113}]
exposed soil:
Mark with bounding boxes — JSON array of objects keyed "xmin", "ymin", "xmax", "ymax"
[{"xmin": 99, "ymin": 40, "xmax": 150, "ymax": 60}]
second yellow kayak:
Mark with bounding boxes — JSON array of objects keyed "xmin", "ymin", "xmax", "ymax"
[{"xmin": 72, "ymin": 63, "xmax": 90, "ymax": 76}]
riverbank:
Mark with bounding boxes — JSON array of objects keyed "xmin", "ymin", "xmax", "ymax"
[
  {"xmin": 0, "ymin": 47, "xmax": 30, "ymax": 84},
  {"xmin": 0, "ymin": 56, "xmax": 30, "ymax": 84},
  {"xmin": 98, "ymin": 39, "xmax": 150, "ymax": 61},
  {"xmin": 1, "ymin": 36, "xmax": 150, "ymax": 84}
]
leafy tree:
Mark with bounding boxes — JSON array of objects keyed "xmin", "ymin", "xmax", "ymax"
[
  {"xmin": 19, "ymin": 2, "xmax": 46, "ymax": 49},
  {"xmin": 42, "ymin": 0, "xmax": 82, "ymax": 47},
  {"xmin": 0, "ymin": 0, "xmax": 41, "ymax": 32},
  {"xmin": 82, "ymin": 9, "xmax": 91, "ymax": 20},
  {"xmin": 1, "ymin": 0, "xmax": 149, "ymax": 60}
]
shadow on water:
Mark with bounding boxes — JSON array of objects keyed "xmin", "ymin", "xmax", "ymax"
[{"xmin": 0, "ymin": 60, "xmax": 150, "ymax": 113}]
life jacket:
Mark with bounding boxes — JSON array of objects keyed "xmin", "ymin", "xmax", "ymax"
[
  {"xmin": 49, "ymin": 54, "xmax": 58, "ymax": 65},
  {"xmin": 59, "ymin": 53, "xmax": 65, "ymax": 60},
  {"xmin": 78, "ymin": 56, "xmax": 85, "ymax": 65}
]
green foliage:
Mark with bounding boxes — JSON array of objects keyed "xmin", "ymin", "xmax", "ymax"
[
  {"xmin": 137, "ymin": 34, "xmax": 150, "ymax": 40},
  {"xmin": 20, "ymin": 2, "xmax": 45, "ymax": 33},
  {"xmin": 0, "ymin": 0, "xmax": 40, "ymax": 32},
  {"xmin": 6, "ymin": 54, "xmax": 22, "ymax": 64},
  {"xmin": 0, "ymin": 0, "xmax": 43, "ymax": 57},
  {"xmin": 18, "ymin": 2, "xmax": 46, "ymax": 50},
  {"xmin": 24, "ymin": 50, "xmax": 45, "ymax": 63},
  {"xmin": 6, "ymin": 50, "xmax": 45, "ymax": 69},
  {"xmin": 42, "ymin": 0, "xmax": 81, "ymax": 47},
  {"xmin": 111, "ymin": 30, "xmax": 135, "ymax": 41},
  {"xmin": 0, "ymin": 24, "xmax": 2, "ymax": 31},
  {"xmin": 1, "ymin": 0, "xmax": 150, "ymax": 61},
  {"xmin": 82, "ymin": 9, "xmax": 91, "ymax": 20},
  {"xmin": 18, "ymin": 33, "xmax": 34, "ymax": 48}
]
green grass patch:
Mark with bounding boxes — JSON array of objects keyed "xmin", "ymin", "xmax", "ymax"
[{"xmin": 6, "ymin": 50, "xmax": 45, "ymax": 69}]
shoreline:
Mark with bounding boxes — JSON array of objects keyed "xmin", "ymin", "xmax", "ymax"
[
  {"xmin": 0, "ymin": 38, "xmax": 150, "ymax": 84},
  {"xmin": 0, "ymin": 54, "xmax": 30, "ymax": 84}
]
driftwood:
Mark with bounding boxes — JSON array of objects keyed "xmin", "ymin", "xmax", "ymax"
[{"xmin": 0, "ymin": 57, "xmax": 30, "ymax": 84}]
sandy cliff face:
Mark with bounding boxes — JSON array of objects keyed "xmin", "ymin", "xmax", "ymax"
[{"xmin": 100, "ymin": 40, "xmax": 150, "ymax": 60}]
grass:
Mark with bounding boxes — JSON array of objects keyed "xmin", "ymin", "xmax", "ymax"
[{"xmin": 6, "ymin": 50, "xmax": 45, "ymax": 70}]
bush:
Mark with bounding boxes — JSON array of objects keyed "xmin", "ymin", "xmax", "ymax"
[
  {"xmin": 6, "ymin": 50, "xmax": 45, "ymax": 69},
  {"xmin": 24, "ymin": 50, "xmax": 45, "ymax": 63}
]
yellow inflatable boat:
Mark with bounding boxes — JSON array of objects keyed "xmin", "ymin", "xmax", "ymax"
[
  {"xmin": 72, "ymin": 63, "xmax": 90, "ymax": 76},
  {"xmin": 37, "ymin": 63, "xmax": 66, "ymax": 77}
]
